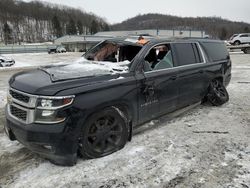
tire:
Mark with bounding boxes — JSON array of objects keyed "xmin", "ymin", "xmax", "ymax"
[
  {"xmin": 207, "ymin": 79, "xmax": 229, "ymax": 106},
  {"xmin": 243, "ymin": 48, "xmax": 250, "ymax": 54},
  {"xmin": 233, "ymin": 40, "xmax": 240, "ymax": 45},
  {"xmin": 0, "ymin": 63, "xmax": 3, "ymax": 67},
  {"xmin": 79, "ymin": 107, "xmax": 128, "ymax": 158}
]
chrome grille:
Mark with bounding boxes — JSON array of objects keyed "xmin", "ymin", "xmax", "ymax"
[
  {"xmin": 10, "ymin": 105, "xmax": 27, "ymax": 121},
  {"xmin": 10, "ymin": 90, "xmax": 30, "ymax": 103}
]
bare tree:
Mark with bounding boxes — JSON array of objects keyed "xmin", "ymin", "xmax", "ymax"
[{"xmin": 0, "ymin": 0, "xmax": 109, "ymax": 43}]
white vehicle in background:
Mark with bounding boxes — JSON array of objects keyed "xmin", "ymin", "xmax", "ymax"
[
  {"xmin": 0, "ymin": 55, "xmax": 15, "ymax": 67},
  {"xmin": 48, "ymin": 46, "xmax": 67, "ymax": 54},
  {"xmin": 229, "ymin": 33, "xmax": 250, "ymax": 45},
  {"xmin": 56, "ymin": 46, "xmax": 67, "ymax": 53}
]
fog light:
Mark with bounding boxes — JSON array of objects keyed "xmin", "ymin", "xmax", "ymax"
[
  {"xmin": 41, "ymin": 110, "xmax": 54, "ymax": 117},
  {"xmin": 42, "ymin": 145, "xmax": 52, "ymax": 150}
]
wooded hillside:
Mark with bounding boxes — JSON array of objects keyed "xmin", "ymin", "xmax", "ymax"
[
  {"xmin": 112, "ymin": 14, "xmax": 250, "ymax": 39},
  {"xmin": 0, "ymin": 0, "xmax": 109, "ymax": 44},
  {"xmin": 1, "ymin": 1, "xmax": 250, "ymax": 44}
]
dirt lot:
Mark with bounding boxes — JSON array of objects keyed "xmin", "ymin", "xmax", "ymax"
[{"xmin": 0, "ymin": 53, "xmax": 249, "ymax": 188}]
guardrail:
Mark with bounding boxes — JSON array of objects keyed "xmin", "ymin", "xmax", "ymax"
[{"xmin": 0, "ymin": 45, "xmax": 56, "ymax": 54}]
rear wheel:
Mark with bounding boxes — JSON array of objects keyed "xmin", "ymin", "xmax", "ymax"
[
  {"xmin": 79, "ymin": 107, "xmax": 128, "ymax": 158},
  {"xmin": 207, "ymin": 79, "xmax": 229, "ymax": 106},
  {"xmin": 243, "ymin": 48, "xmax": 250, "ymax": 54}
]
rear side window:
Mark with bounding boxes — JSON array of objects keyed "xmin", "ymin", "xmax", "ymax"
[
  {"xmin": 201, "ymin": 42, "xmax": 229, "ymax": 61},
  {"xmin": 173, "ymin": 43, "xmax": 202, "ymax": 66},
  {"xmin": 240, "ymin": 34, "xmax": 248, "ymax": 37}
]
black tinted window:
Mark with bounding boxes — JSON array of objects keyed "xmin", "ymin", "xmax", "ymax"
[
  {"xmin": 240, "ymin": 34, "xmax": 248, "ymax": 37},
  {"xmin": 201, "ymin": 42, "xmax": 229, "ymax": 61},
  {"xmin": 174, "ymin": 43, "xmax": 199, "ymax": 66}
]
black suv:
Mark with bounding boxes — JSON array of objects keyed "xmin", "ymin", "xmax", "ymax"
[{"xmin": 5, "ymin": 37, "xmax": 231, "ymax": 166}]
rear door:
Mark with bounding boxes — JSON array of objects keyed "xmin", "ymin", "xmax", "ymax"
[
  {"xmin": 240, "ymin": 34, "xmax": 249, "ymax": 43},
  {"xmin": 171, "ymin": 42, "xmax": 208, "ymax": 108},
  {"xmin": 247, "ymin": 34, "xmax": 250, "ymax": 43}
]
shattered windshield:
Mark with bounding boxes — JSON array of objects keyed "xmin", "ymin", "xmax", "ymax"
[
  {"xmin": 40, "ymin": 40, "xmax": 143, "ymax": 82},
  {"xmin": 84, "ymin": 40, "xmax": 142, "ymax": 64}
]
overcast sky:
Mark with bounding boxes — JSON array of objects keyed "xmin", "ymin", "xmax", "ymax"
[{"xmin": 24, "ymin": 0, "xmax": 250, "ymax": 24}]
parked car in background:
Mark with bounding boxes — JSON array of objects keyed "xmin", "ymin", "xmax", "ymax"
[
  {"xmin": 229, "ymin": 33, "xmax": 250, "ymax": 45},
  {"xmin": 48, "ymin": 46, "xmax": 66, "ymax": 54},
  {"xmin": 5, "ymin": 37, "xmax": 231, "ymax": 166},
  {"xmin": 0, "ymin": 55, "xmax": 15, "ymax": 67},
  {"xmin": 56, "ymin": 46, "xmax": 67, "ymax": 53}
]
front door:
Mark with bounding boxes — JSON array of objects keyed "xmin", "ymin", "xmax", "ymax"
[{"xmin": 136, "ymin": 67, "xmax": 179, "ymax": 124}]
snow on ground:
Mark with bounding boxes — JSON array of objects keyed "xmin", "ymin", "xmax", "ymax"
[
  {"xmin": 0, "ymin": 90, "xmax": 7, "ymax": 108},
  {"xmin": 0, "ymin": 52, "xmax": 82, "ymax": 108},
  {"xmin": 0, "ymin": 52, "xmax": 250, "ymax": 187},
  {"xmin": 1, "ymin": 52, "xmax": 82, "ymax": 69}
]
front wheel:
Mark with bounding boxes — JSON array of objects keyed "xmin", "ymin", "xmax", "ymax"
[
  {"xmin": 207, "ymin": 80, "xmax": 229, "ymax": 106},
  {"xmin": 233, "ymin": 41, "xmax": 240, "ymax": 45},
  {"xmin": 79, "ymin": 107, "xmax": 128, "ymax": 158}
]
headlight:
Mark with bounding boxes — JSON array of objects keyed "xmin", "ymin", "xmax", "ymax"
[
  {"xmin": 41, "ymin": 99, "xmax": 53, "ymax": 108},
  {"xmin": 34, "ymin": 109, "xmax": 66, "ymax": 124},
  {"xmin": 35, "ymin": 95, "xmax": 74, "ymax": 124},
  {"xmin": 37, "ymin": 96, "xmax": 74, "ymax": 110}
]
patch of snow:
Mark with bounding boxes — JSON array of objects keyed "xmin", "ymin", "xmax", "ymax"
[
  {"xmin": 21, "ymin": 42, "xmax": 53, "ymax": 45},
  {"xmin": 0, "ymin": 134, "xmax": 22, "ymax": 153},
  {"xmin": 0, "ymin": 52, "xmax": 82, "ymax": 70},
  {"xmin": 127, "ymin": 146, "xmax": 145, "ymax": 155},
  {"xmin": 234, "ymin": 65, "xmax": 250, "ymax": 69},
  {"xmin": 221, "ymin": 162, "xmax": 228, "ymax": 167},
  {"xmin": 0, "ymin": 90, "xmax": 7, "ymax": 108},
  {"xmin": 108, "ymin": 76, "xmax": 125, "ymax": 81},
  {"xmin": 43, "ymin": 59, "xmax": 130, "ymax": 81}
]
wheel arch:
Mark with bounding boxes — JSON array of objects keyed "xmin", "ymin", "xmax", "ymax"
[
  {"xmin": 233, "ymin": 40, "xmax": 241, "ymax": 45},
  {"xmin": 213, "ymin": 76, "xmax": 223, "ymax": 83},
  {"xmin": 204, "ymin": 76, "xmax": 224, "ymax": 96},
  {"xmin": 77, "ymin": 100, "xmax": 135, "ymax": 141}
]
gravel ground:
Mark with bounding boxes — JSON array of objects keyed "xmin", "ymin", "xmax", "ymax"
[{"xmin": 0, "ymin": 52, "xmax": 249, "ymax": 188}]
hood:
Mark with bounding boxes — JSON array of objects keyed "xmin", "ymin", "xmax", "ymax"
[
  {"xmin": 40, "ymin": 58, "xmax": 130, "ymax": 82},
  {"xmin": 9, "ymin": 58, "xmax": 130, "ymax": 95}
]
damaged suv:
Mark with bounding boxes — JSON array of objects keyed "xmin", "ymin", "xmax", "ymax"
[{"xmin": 5, "ymin": 37, "xmax": 231, "ymax": 165}]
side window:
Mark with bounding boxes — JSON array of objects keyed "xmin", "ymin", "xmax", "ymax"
[
  {"xmin": 201, "ymin": 42, "xmax": 229, "ymax": 61},
  {"xmin": 144, "ymin": 44, "xmax": 174, "ymax": 72},
  {"xmin": 173, "ymin": 43, "xmax": 201, "ymax": 66},
  {"xmin": 240, "ymin": 34, "xmax": 248, "ymax": 37}
]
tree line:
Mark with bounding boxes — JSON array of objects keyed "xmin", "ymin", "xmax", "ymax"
[
  {"xmin": 0, "ymin": 0, "xmax": 109, "ymax": 44},
  {"xmin": 112, "ymin": 13, "xmax": 250, "ymax": 40},
  {"xmin": 1, "ymin": 1, "xmax": 250, "ymax": 45}
]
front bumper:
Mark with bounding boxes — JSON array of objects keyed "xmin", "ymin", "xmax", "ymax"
[{"xmin": 5, "ymin": 106, "xmax": 78, "ymax": 166}]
